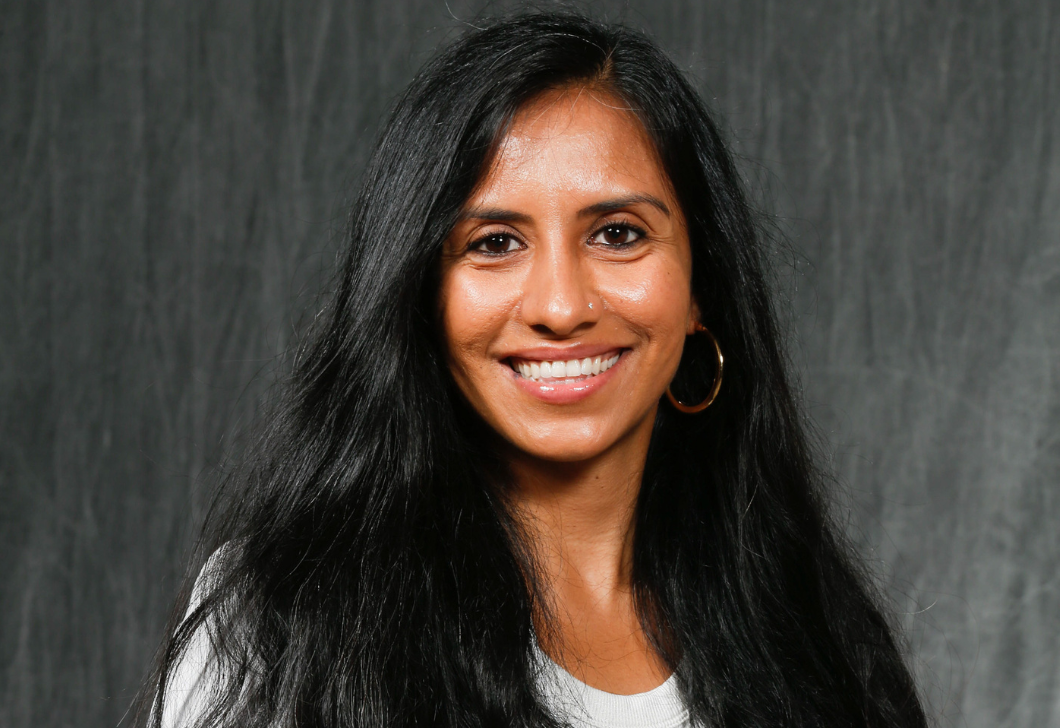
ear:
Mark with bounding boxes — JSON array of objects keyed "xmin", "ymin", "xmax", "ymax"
[{"xmin": 687, "ymin": 297, "xmax": 702, "ymax": 335}]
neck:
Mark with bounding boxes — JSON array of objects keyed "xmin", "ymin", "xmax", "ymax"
[
  {"xmin": 507, "ymin": 451, "xmax": 643, "ymax": 597},
  {"xmin": 501, "ymin": 408, "xmax": 671, "ymax": 693}
]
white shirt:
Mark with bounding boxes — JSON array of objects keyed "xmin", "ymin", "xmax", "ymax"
[
  {"xmin": 532, "ymin": 642, "xmax": 691, "ymax": 728},
  {"xmin": 161, "ymin": 558, "xmax": 691, "ymax": 727}
]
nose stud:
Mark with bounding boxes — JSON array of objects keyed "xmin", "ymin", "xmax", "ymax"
[{"xmin": 588, "ymin": 302, "xmax": 593, "ymax": 310}]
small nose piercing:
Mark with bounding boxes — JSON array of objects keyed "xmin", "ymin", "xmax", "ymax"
[{"xmin": 588, "ymin": 302, "xmax": 593, "ymax": 310}]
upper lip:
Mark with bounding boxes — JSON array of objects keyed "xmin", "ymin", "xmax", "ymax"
[{"xmin": 501, "ymin": 344, "xmax": 628, "ymax": 361}]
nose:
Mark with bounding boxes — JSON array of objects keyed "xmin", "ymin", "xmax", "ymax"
[{"xmin": 520, "ymin": 239, "xmax": 601, "ymax": 336}]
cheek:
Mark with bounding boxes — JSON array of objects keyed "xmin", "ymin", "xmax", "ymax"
[
  {"xmin": 601, "ymin": 256, "xmax": 692, "ymax": 349},
  {"xmin": 439, "ymin": 269, "xmax": 519, "ymax": 378}
]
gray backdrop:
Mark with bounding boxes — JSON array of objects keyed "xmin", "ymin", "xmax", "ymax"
[{"xmin": 2, "ymin": 0, "xmax": 1057, "ymax": 725}]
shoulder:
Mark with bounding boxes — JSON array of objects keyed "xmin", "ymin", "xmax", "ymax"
[
  {"xmin": 157, "ymin": 545, "xmax": 235, "ymax": 728},
  {"xmin": 183, "ymin": 544, "xmax": 233, "ymax": 618}
]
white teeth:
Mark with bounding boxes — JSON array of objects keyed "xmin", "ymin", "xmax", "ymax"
[{"xmin": 513, "ymin": 352, "xmax": 622, "ymax": 381}]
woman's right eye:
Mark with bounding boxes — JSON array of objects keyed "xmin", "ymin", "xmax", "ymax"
[{"xmin": 470, "ymin": 234, "xmax": 521, "ymax": 255}]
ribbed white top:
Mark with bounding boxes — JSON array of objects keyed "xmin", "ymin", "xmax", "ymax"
[
  {"xmin": 163, "ymin": 632, "xmax": 691, "ymax": 728},
  {"xmin": 163, "ymin": 553, "xmax": 692, "ymax": 727},
  {"xmin": 532, "ymin": 642, "xmax": 690, "ymax": 728}
]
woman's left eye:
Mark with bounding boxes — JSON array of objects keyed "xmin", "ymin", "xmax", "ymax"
[{"xmin": 590, "ymin": 224, "xmax": 644, "ymax": 248}]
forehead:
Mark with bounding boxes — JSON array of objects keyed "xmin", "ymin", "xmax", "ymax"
[{"xmin": 470, "ymin": 87, "xmax": 673, "ymax": 204}]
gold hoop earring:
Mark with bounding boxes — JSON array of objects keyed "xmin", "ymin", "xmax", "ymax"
[{"xmin": 665, "ymin": 322, "xmax": 723, "ymax": 414}]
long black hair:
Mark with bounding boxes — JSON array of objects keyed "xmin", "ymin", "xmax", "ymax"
[{"xmin": 142, "ymin": 11, "xmax": 926, "ymax": 728}]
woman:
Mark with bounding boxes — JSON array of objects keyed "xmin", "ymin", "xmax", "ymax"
[{"xmin": 144, "ymin": 11, "xmax": 927, "ymax": 728}]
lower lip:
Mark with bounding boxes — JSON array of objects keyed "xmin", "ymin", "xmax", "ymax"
[{"xmin": 508, "ymin": 352, "xmax": 626, "ymax": 404}]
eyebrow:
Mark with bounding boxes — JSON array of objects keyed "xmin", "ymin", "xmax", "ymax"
[
  {"xmin": 578, "ymin": 194, "xmax": 671, "ymax": 218},
  {"xmin": 457, "ymin": 207, "xmax": 533, "ymax": 224},
  {"xmin": 458, "ymin": 194, "xmax": 672, "ymax": 223}
]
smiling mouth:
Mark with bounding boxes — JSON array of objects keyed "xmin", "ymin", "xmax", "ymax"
[{"xmin": 508, "ymin": 351, "xmax": 623, "ymax": 383}]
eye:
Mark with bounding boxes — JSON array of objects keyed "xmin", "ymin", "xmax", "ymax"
[
  {"xmin": 590, "ymin": 223, "xmax": 644, "ymax": 248},
  {"xmin": 469, "ymin": 233, "xmax": 522, "ymax": 255}
]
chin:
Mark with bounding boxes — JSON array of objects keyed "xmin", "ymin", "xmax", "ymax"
[{"xmin": 505, "ymin": 431, "xmax": 619, "ymax": 465}]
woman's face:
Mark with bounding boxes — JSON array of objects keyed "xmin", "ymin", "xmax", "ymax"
[{"xmin": 439, "ymin": 88, "xmax": 696, "ymax": 464}]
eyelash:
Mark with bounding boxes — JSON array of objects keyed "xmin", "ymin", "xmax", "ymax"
[
  {"xmin": 467, "ymin": 233, "xmax": 523, "ymax": 256},
  {"xmin": 466, "ymin": 220, "xmax": 647, "ymax": 256},
  {"xmin": 590, "ymin": 220, "xmax": 647, "ymax": 249}
]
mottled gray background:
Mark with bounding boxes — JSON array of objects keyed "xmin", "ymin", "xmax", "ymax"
[{"xmin": 1, "ymin": 0, "xmax": 1057, "ymax": 725}]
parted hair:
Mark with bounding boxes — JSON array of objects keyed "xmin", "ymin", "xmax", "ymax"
[{"xmin": 141, "ymin": 11, "xmax": 926, "ymax": 728}]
